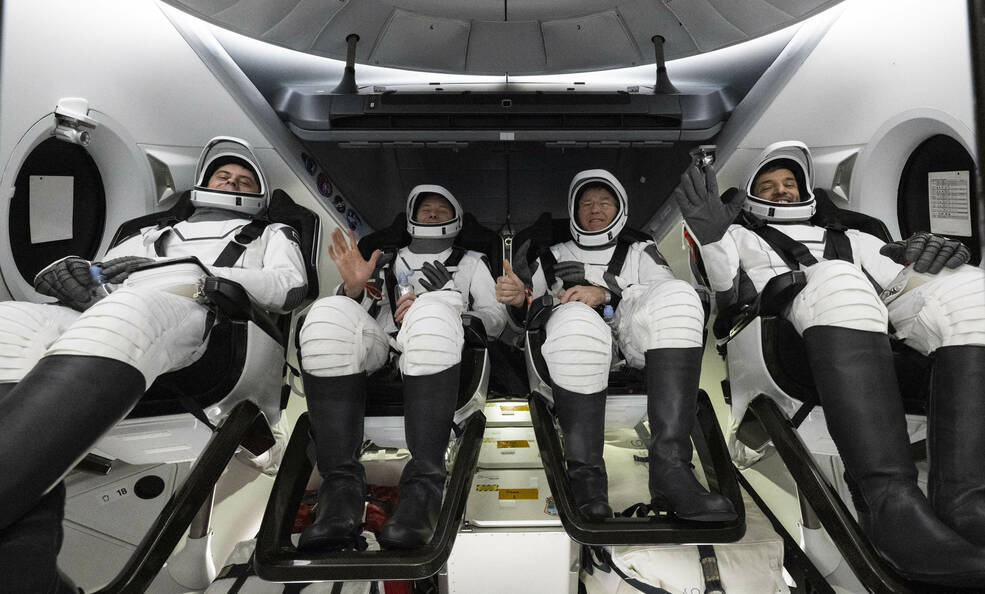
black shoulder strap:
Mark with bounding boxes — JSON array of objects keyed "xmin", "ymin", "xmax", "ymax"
[
  {"xmin": 739, "ymin": 211, "xmax": 817, "ymax": 270},
  {"xmin": 821, "ymin": 222, "xmax": 853, "ymax": 263},
  {"xmin": 382, "ymin": 250, "xmax": 400, "ymax": 319},
  {"xmin": 212, "ymin": 219, "xmax": 270, "ymax": 268},
  {"xmin": 444, "ymin": 245, "xmax": 467, "ymax": 267},
  {"xmin": 605, "ymin": 237, "xmax": 632, "ymax": 279},
  {"xmin": 540, "ymin": 248, "xmax": 558, "ymax": 288}
]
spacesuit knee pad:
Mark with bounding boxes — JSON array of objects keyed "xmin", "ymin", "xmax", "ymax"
[
  {"xmin": 889, "ymin": 266, "xmax": 985, "ymax": 352},
  {"xmin": 46, "ymin": 287, "xmax": 210, "ymax": 381},
  {"xmin": 790, "ymin": 260, "xmax": 888, "ymax": 334},
  {"xmin": 0, "ymin": 302, "xmax": 79, "ymax": 383},
  {"xmin": 629, "ymin": 280, "xmax": 705, "ymax": 350},
  {"xmin": 300, "ymin": 296, "xmax": 390, "ymax": 377},
  {"xmin": 396, "ymin": 292, "xmax": 464, "ymax": 377},
  {"xmin": 542, "ymin": 302, "xmax": 612, "ymax": 393}
]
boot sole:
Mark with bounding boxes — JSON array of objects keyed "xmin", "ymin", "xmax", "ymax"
[{"xmin": 673, "ymin": 510, "xmax": 739, "ymax": 522}]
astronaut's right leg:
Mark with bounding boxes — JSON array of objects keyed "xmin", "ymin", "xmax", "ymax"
[
  {"xmin": 789, "ymin": 260, "xmax": 985, "ymax": 586},
  {"xmin": 542, "ymin": 302, "xmax": 613, "ymax": 520},
  {"xmin": 297, "ymin": 296, "xmax": 390, "ymax": 550}
]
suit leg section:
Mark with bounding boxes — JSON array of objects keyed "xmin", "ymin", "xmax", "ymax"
[
  {"xmin": 552, "ymin": 386, "xmax": 613, "ymax": 520},
  {"xmin": 0, "ymin": 355, "xmax": 145, "ymax": 531},
  {"xmin": 804, "ymin": 326, "xmax": 985, "ymax": 587},
  {"xmin": 928, "ymin": 345, "xmax": 985, "ymax": 547},
  {"xmin": 646, "ymin": 347, "xmax": 736, "ymax": 521},
  {"xmin": 297, "ymin": 372, "xmax": 368, "ymax": 551},
  {"xmin": 379, "ymin": 364, "xmax": 461, "ymax": 549}
]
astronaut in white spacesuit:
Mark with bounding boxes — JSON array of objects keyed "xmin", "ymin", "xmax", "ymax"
[
  {"xmin": 0, "ymin": 137, "xmax": 307, "ymax": 593},
  {"xmin": 675, "ymin": 140, "xmax": 985, "ymax": 586},
  {"xmin": 496, "ymin": 169, "xmax": 736, "ymax": 522},
  {"xmin": 297, "ymin": 185, "xmax": 506, "ymax": 551}
]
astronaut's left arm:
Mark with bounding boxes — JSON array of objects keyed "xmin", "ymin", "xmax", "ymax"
[
  {"xmin": 466, "ymin": 255, "xmax": 508, "ymax": 339},
  {"xmin": 208, "ymin": 224, "xmax": 308, "ymax": 314}
]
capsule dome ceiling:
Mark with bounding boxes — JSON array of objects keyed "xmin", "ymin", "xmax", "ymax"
[{"xmin": 160, "ymin": 0, "xmax": 843, "ymax": 75}]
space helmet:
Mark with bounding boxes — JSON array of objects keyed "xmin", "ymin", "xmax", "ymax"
[
  {"xmin": 743, "ymin": 141, "xmax": 816, "ymax": 222},
  {"xmin": 190, "ymin": 136, "xmax": 267, "ymax": 216},
  {"xmin": 406, "ymin": 184, "xmax": 463, "ymax": 238},
  {"xmin": 568, "ymin": 169, "xmax": 629, "ymax": 247}
]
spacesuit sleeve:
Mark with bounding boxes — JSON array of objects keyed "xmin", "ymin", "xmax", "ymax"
[
  {"xmin": 693, "ymin": 225, "xmax": 745, "ymax": 311},
  {"xmin": 467, "ymin": 255, "xmax": 508, "ymax": 339},
  {"xmin": 852, "ymin": 229, "xmax": 905, "ymax": 289},
  {"xmin": 634, "ymin": 241, "xmax": 679, "ymax": 287},
  {"xmin": 208, "ymin": 224, "xmax": 309, "ymax": 314}
]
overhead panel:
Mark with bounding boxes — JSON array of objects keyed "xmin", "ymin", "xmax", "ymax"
[
  {"xmin": 261, "ymin": 0, "xmax": 349, "ymax": 49},
  {"xmin": 663, "ymin": 0, "xmax": 746, "ymax": 52},
  {"xmin": 468, "ymin": 21, "xmax": 546, "ymax": 73},
  {"xmin": 542, "ymin": 11, "xmax": 642, "ymax": 72},
  {"xmin": 161, "ymin": 0, "xmax": 844, "ymax": 74},
  {"xmin": 211, "ymin": 0, "xmax": 298, "ymax": 37},
  {"xmin": 371, "ymin": 9, "xmax": 471, "ymax": 73}
]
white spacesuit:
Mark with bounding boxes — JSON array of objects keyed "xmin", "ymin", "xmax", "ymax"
[
  {"xmin": 675, "ymin": 140, "xmax": 985, "ymax": 587},
  {"xmin": 511, "ymin": 169, "xmax": 735, "ymax": 522},
  {"xmin": 0, "ymin": 137, "xmax": 307, "ymax": 592},
  {"xmin": 297, "ymin": 184, "xmax": 506, "ymax": 551}
]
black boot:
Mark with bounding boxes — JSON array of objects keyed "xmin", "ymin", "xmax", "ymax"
[
  {"xmin": 804, "ymin": 326, "xmax": 985, "ymax": 587},
  {"xmin": 379, "ymin": 364, "xmax": 460, "ymax": 549},
  {"xmin": 297, "ymin": 372, "xmax": 368, "ymax": 551},
  {"xmin": 0, "ymin": 482, "xmax": 79, "ymax": 593},
  {"xmin": 553, "ymin": 386, "xmax": 612, "ymax": 520},
  {"xmin": 928, "ymin": 345, "xmax": 985, "ymax": 547},
  {"xmin": 0, "ymin": 355, "xmax": 145, "ymax": 531},
  {"xmin": 646, "ymin": 348, "xmax": 736, "ymax": 521}
]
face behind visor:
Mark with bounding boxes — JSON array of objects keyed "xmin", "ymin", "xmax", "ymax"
[
  {"xmin": 743, "ymin": 141, "xmax": 816, "ymax": 223},
  {"xmin": 190, "ymin": 136, "xmax": 268, "ymax": 216},
  {"xmin": 568, "ymin": 169, "xmax": 629, "ymax": 247},
  {"xmin": 406, "ymin": 184, "xmax": 462, "ymax": 238}
]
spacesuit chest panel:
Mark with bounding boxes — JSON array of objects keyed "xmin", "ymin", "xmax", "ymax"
[{"xmin": 161, "ymin": 218, "xmax": 256, "ymax": 266}]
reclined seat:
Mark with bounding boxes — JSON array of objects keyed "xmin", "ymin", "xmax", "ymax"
[
  {"xmin": 254, "ymin": 212, "xmax": 497, "ymax": 583},
  {"xmin": 60, "ymin": 188, "xmax": 320, "ymax": 592},
  {"xmin": 696, "ymin": 188, "xmax": 949, "ymax": 593},
  {"xmin": 515, "ymin": 213, "xmax": 745, "ymax": 546}
]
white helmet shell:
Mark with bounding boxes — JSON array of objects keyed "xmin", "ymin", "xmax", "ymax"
[
  {"xmin": 406, "ymin": 184, "xmax": 463, "ymax": 238},
  {"xmin": 743, "ymin": 141, "xmax": 816, "ymax": 223},
  {"xmin": 568, "ymin": 169, "xmax": 629, "ymax": 247},
  {"xmin": 190, "ymin": 136, "xmax": 267, "ymax": 216}
]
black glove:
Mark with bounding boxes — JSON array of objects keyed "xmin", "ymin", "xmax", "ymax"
[
  {"xmin": 419, "ymin": 261, "xmax": 457, "ymax": 292},
  {"xmin": 671, "ymin": 164, "xmax": 746, "ymax": 245},
  {"xmin": 33, "ymin": 256, "xmax": 100, "ymax": 311},
  {"xmin": 510, "ymin": 239, "xmax": 537, "ymax": 287},
  {"xmin": 879, "ymin": 231, "xmax": 971, "ymax": 274},
  {"xmin": 553, "ymin": 260, "xmax": 586, "ymax": 288},
  {"xmin": 97, "ymin": 256, "xmax": 155, "ymax": 284}
]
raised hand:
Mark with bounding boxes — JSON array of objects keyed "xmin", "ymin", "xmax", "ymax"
[
  {"xmin": 327, "ymin": 228, "xmax": 380, "ymax": 298},
  {"xmin": 419, "ymin": 261, "xmax": 456, "ymax": 292},
  {"xmin": 879, "ymin": 231, "xmax": 971, "ymax": 274},
  {"xmin": 496, "ymin": 258, "xmax": 527, "ymax": 306},
  {"xmin": 671, "ymin": 164, "xmax": 746, "ymax": 244}
]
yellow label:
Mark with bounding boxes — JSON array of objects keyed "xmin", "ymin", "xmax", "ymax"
[
  {"xmin": 499, "ymin": 405, "xmax": 529, "ymax": 412},
  {"xmin": 497, "ymin": 440, "xmax": 530, "ymax": 449},
  {"xmin": 482, "ymin": 438, "xmax": 495, "ymax": 443},
  {"xmin": 475, "ymin": 484, "xmax": 499, "ymax": 492},
  {"xmin": 498, "ymin": 488, "xmax": 538, "ymax": 500}
]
